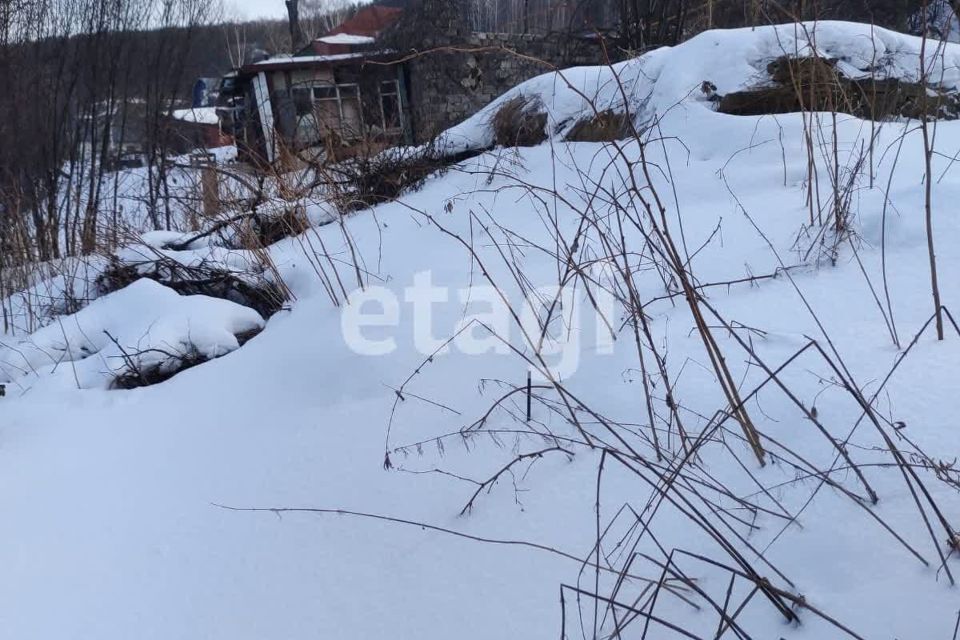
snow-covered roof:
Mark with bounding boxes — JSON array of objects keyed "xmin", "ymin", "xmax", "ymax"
[
  {"xmin": 317, "ymin": 33, "xmax": 376, "ymax": 46},
  {"xmin": 170, "ymin": 107, "xmax": 219, "ymax": 126},
  {"xmin": 249, "ymin": 52, "xmax": 368, "ymax": 70}
]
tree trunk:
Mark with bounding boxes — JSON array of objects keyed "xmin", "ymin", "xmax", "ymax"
[{"xmin": 286, "ymin": 0, "xmax": 306, "ymax": 53}]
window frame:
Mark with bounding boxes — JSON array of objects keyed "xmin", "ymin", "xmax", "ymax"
[
  {"xmin": 378, "ymin": 79, "xmax": 403, "ymax": 133},
  {"xmin": 312, "ymin": 82, "xmax": 362, "ymax": 137},
  {"xmin": 290, "ymin": 81, "xmax": 365, "ymax": 142}
]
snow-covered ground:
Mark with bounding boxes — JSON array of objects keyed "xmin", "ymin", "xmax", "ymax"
[{"xmin": 2, "ymin": 21, "xmax": 960, "ymax": 639}]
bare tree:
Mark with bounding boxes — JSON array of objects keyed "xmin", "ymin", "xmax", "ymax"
[
  {"xmin": 301, "ymin": 0, "xmax": 364, "ymax": 39},
  {"xmin": 918, "ymin": 0, "xmax": 945, "ymax": 339},
  {"xmin": 285, "ymin": 0, "xmax": 306, "ymax": 51}
]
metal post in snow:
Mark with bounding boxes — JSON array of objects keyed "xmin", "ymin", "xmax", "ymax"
[{"xmin": 526, "ymin": 371, "xmax": 532, "ymax": 422}]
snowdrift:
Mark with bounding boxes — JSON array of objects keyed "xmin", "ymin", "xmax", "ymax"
[
  {"xmin": 0, "ymin": 279, "xmax": 263, "ymax": 391},
  {"xmin": 438, "ymin": 21, "xmax": 960, "ymax": 152},
  {"xmin": 2, "ymin": 20, "xmax": 960, "ymax": 640}
]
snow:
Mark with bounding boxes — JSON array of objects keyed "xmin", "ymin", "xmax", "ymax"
[
  {"xmin": 170, "ymin": 107, "xmax": 220, "ymax": 126},
  {"xmin": 250, "ymin": 52, "xmax": 368, "ymax": 68},
  {"xmin": 0, "ymin": 278, "xmax": 264, "ymax": 391},
  {"xmin": 2, "ymin": 20, "xmax": 960, "ymax": 640},
  {"xmin": 317, "ymin": 33, "xmax": 376, "ymax": 45},
  {"xmin": 437, "ymin": 20, "xmax": 960, "ymax": 153},
  {"xmin": 0, "ymin": 255, "xmax": 110, "ymax": 335}
]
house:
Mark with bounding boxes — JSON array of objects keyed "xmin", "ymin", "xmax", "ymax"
[
  {"xmin": 218, "ymin": 0, "xmax": 610, "ymax": 166},
  {"xmin": 218, "ymin": 5, "xmax": 409, "ymax": 164},
  {"xmin": 167, "ymin": 107, "xmax": 233, "ymax": 152}
]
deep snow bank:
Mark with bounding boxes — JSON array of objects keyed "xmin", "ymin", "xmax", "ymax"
[
  {"xmin": 0, "ymin": 279, "xmax": 263, "ymax": 391},
  {"xmin": 2, "ymin": 19, "xmax": 960, "ymax": 640},
  {"xmin": 438, "ymin": 21, "xmax": 960, "ymax": 152}
]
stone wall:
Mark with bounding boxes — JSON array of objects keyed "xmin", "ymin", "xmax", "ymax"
[{"xmin": 402, "ymin": 31, "xmax": 611, "ymax": 143}]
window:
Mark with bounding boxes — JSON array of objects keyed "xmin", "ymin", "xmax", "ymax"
[
  {"xmin": 379, "ymin": 80, "xmax": 402, "ymax": 131},
  {"xmin": 308, "ymin": 83, "xmax": 362, "ymax": 140},
  {"xmin": 312, "ymin": 85, "xmax": 340, "ymax": 138},
  {"xmin": 313, "ymin": 86, "xmax": 338, "ymax": 100},
  {"xmin": 288, "ymin": 83, "xmax": 366, "ymax": 147},
  {"xmin": 336, "ymin": 85, "xmax": 362, "ymax": 138},
  {"xmin": 289, "ymin": 80, "xmax": 401, "ymax": 146},
  {"xmin": 293, "ymin": 88, "xmax": 313, "ymax": 117}
]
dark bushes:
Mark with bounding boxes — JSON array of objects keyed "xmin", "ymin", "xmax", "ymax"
[
  {"xmin": 245, "ymin": 206, "xmax": 311, "ymax": 247},
  {"xmin": 491, "ymin": 96, "xmax": 548, "ymax": 147},
  {"xmin": 109, "ymin": 326, "xmax": 261, "ymax": 390},
  {"xmin": 97, "ymin": 255, "xmax": 287, "ymax": 318},
  {"xmin": 329, "ymin": 146, "xmax": 484, "ymax": 211},
  {"xmin": 717, "ymin": 56, "xmax": 960, "ymax": 120},
  {"xmin": 109, "ymin": 342, "xmax": 210, "ymax": 390},
  {"xmin": 565, "ymin": 110, "xmax": 633, "ymax": 142}
]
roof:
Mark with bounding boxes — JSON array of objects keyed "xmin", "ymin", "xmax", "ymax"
[
  {"xmin": 242, "ymin": 52, "xmax": 372, "ymax": 74},
  {"xmin": 327, "ymin": 5, "xmax": 402, "ymax": 38},
  {"xmin": 300, "ymin": 5, "xmax": 403, "ymax": 56},
  {"xmin": 170, "ymin": 107, "xmax": 220, "ymax": 126},
  {"xmin": 317, "ymin": 33, "xmax": 376, "ymax": 46}
]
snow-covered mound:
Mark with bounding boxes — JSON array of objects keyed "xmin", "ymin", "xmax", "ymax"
[
  {"xmin": 439, "ymin": 21, "xmax": 960, "ymax": 152},
  {"xmin": 0, "ymin": 279, "xmax": 263, "ymax": 391}
]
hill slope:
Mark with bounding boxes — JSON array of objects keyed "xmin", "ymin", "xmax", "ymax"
[{"xmin": 2, "ymin": 21, "xmax": 960, "ymax": 639}]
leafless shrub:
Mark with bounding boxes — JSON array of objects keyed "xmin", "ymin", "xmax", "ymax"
[
  {"xmin": 491, "ymin": 95, "xmax": 549, "ymax": 147},
  {"xmin": 373, "ymin": 37, "xmax": 960, "ymax": 640},
  {"xmin": 244, "ymin": 205, "xmax": 312, "ymax": 247},
  {"xmin": 107, "ymin": 326, "xmax": 260, "ymax": 390},
  {"xmin": 918, "ymin": 0, "xmax": 946, "ymax": 340},
  {"xmin": 108, "ymin": 336, "xmax": 210, "ymax": 390},
  {"xmin": 564, "ymin": 110, "xmax": 633, "ymax": 142},
  {"xmin": 323, "ymin": 144, "xmax": 484, "ymax": 212},
  {"xmin": 717, "ymin": 55, "xmax": 960, "ymax": 121},
  {"xmin": 96, "ymin": 254, "xmax": 287, "ymax": 318}
]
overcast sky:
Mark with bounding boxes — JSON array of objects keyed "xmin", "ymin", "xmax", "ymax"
[{"xmin": 225, "ymin": 0, "xmax": 289, "ymax": 20}]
